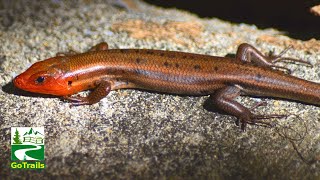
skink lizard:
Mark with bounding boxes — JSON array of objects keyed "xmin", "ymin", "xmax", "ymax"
[{"xmin": 14, "ymin": 42, "xmax": 320, "ymax": 129}]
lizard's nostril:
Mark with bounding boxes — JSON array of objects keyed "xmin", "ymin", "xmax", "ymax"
[{"xmin": 13, "ymin": 76, "xmax": 23, "ymax": 87}]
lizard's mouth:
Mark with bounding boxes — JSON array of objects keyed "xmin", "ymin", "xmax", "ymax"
[
  {"xmin": 13, "ymin": 73, "xmax": 66, "ymax": 96},
  {"xmin": 14, "ymin": 74, "xmax": 28, "ymax": 90}
]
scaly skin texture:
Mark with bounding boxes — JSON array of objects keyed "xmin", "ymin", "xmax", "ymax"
[{"xmin": 14, "ymin": 42, "xmax": 320, "ymax": 129}]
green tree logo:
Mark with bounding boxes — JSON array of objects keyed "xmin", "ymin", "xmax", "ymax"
[
  {"xmin": 11, "ymin": 127, "xmax": 45, "ymax": 162},
  {"xmin": 12, "ymin": 128, "xmax": 22, "ymax": 144}
]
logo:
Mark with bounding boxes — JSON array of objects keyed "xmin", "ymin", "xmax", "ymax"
[{"xmin": 11, "ymin": 127, "xmax": 45, "ymax": 169}]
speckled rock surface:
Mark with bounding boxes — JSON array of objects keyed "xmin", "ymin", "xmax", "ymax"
[{"xmin": 0, "ymin": 0, "xmax": 319, "ymax": 179}]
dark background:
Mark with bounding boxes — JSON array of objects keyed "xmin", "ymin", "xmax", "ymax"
[{"xmin": 144, "ymin": 0, "xmax": 320, "ymax": 40}]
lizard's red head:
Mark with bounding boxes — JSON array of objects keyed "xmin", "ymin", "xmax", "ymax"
[{"xmin": 14, "ymin": 57, "xmax": 72, "ymax": 96}]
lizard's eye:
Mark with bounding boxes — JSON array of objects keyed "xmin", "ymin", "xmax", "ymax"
[{"xmin": 35, "ymin": 76, "xmax": 45, "ymax": 84}]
